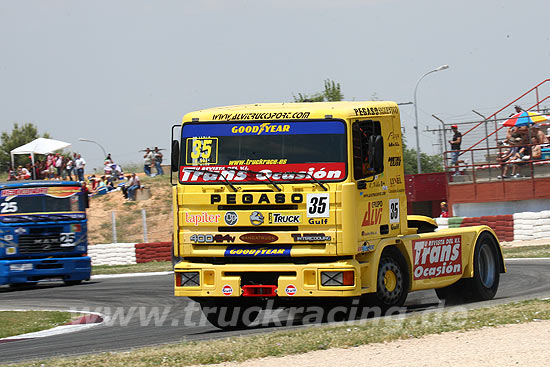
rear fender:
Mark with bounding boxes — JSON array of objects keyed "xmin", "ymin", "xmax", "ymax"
[{"xmin": 463, "ymin": 227, "xmax": 506, "ymax": 278}]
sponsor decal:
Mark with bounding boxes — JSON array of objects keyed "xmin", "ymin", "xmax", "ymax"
[
  {"xmin": 357, "ymin": 243, "xmax": 375, "ymax": 253},
  {"xmin": 249, "ymin": 211, "xmax": 264, "ymax": 225},
  {"xmin": 211, "ymin": 112, "xmax": 312, "ymax": 121},
  {"xmin": 0, "ymin": 186, "xmax": 81, "ymax": 199},
  {"xmin": 390, "ymin": 177, "xmax": 402, "ymax": 185},
  {"xmin": 388, "ymin": 156, "xmax": 401, "ymax": 167},
  {"xmin": 231, "ymin": 123, "xmax": 291, "ymax": 135},
  {"xmin": 222, "ymin": 284, "xmax": 233, "ymax": 296},
  {"xmin": 285, "ymin": 284, "xmax": 297, "ymax": 296},
  {"xmin": 185, "ymin": 137, "xmax": 218, "ymax": 165},
  {"xmin": 224, "ymin": 245, "xmax": 291, "ymax": 257},
  {"xmin": 308, "ymin": 218, "xmax": 328, "ymax": 225},
  {"xmin": 291, "ymin": 233, "xmax": 331, "ymax": 242},
  {"xmin": 387, "ymin": 131, "xmax": 401, "ymax": 147},
  {"xmin": 185, "ymin": 212, "xmax": 221, "ymax": 226},
  {"xmin": 70, "ymin": 224, "xmax": 82, "ymax": 232},
  {"xmin": 362, "ymin": 201, "xmax": 383, "ymax": 226},
  {"xmin": 390, "ymin": 223, "xmax": 400, "ymax": 230},
  {"xmin": 353, "ymin": 106, "xmax": 399, "ymax": 117},
  {"xmin": 224, "ymin": 211, "xmax": 238, "ymax": 226},
  {"xmin": 269, "ymin": 213, "xmax": 301, "ymax": 224},
  {"xmin": 211, "ymin": 193, "xmax": 303, "ymax": 205},
  {"xmin": 180, "ymin": 163, "xmax": 345, "ymax": 183},
  {"xmin": 190, "ymin": 234, "xmax": 236, "ymax": 243},
  {"xmin": 413, "ymin": 235, "xmax": 462, "ymax": 280},
  {"xmin": 239, "ymin": 233, "xmax": 278, "ymax": 244}
]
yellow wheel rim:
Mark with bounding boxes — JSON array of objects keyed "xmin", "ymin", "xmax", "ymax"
[{"xmin": 384, "ymin": 270, "xmax": 397, "ymax": 292}]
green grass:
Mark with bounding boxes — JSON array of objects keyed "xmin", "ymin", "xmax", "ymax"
[
  {"xmin": 0, "ymin": 311, "xmax": 76, "ymax": 339},
  {"xmin": 503, "ymin": 244, "xmax": 550, "ymax": 258},
  {"xmin": 8, "ymin": 298, "xmax": 550, "ymax": 367},
  {"xmin": 92, "ymin": 261, "xmax": 172, "ymax": 275}
]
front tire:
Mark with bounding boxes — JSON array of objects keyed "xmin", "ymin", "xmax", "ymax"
[
  {"xmin": 364, "ymin": 248, "xmax": 409, "ymax": 311},
  {"xmin": 199, "ymin": 300, "xmax": 260, "ymax": 330}
]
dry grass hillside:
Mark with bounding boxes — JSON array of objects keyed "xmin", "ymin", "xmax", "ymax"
[{"xmin": 87, "ymin": 174, "xmax": 173, "ymax": 245}]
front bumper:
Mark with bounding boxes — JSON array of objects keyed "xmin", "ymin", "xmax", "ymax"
[
  {"xmin": 0, "ymin": 257, "xmax": 91, "ymax": 285},
  {"xmin": 174, "ymin": 259, "xmax": 369, "ymax": 298}
]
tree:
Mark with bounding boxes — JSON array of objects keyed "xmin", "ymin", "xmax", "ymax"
[
  {"xmin": 293, "ymin": 79, "xmax": 344, "ymax": 102},
  {"xmin": 0, "ymin": 123, "xmax": 50, "ymax": 171},
  {"xmin": 402, "ymin": 142, "xmax": 443, "ymax": 175}
]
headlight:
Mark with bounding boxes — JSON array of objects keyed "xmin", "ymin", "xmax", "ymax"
[{"xmin": 9, "ymin": 263, "xmax": 33, "ymax": 271}]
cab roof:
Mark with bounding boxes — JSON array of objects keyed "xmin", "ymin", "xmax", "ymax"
[{"xmin": 182, "ymin": 101, "xmax": 400, "ymax": 123}]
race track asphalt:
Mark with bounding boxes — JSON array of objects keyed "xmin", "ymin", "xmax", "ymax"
[{"xmin": 1, "ymin": 259, "xmax": 550, "ymax": 364}]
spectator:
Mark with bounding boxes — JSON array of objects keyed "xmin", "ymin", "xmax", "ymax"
[
  {"xmin": 143, "ymin": 148, "xmax": 154, "ymax": 176},
  {"xmin": 153, "ymin": 147, "xmax": 164, "ymax": 176},
  {"xmin": 497, "ymin": 137, "xmax": 529, "ymax": 179},
  {"xmin": 440, "ymin": 201, "xmax": 449, "ymax": 218},
  {"xmin": 127, "ymin": 173, "xmax": 141, "ymax": 201},
  {"xmin": 531, "ymin": 136, "xmax": 542, "ymax": 160},
  {"xmin": 121, "ymin": 174, "xmax": 132, "ymax": 199},
  {"xmin": 449, "ymin": 125, "xmax": 462, "ymax": 176},
  {"xmin": 18, "ymin": 165, "xmax": 31, "ymax": 180},
  {"xmin": 55, "ymin": 153, "xmax": 63, "ymax": 179},
  {"xmin": 65, "ymin": 157, "xmax": 74, "ymax": 181},
  {"xmin": 105, "ymin": 153, "xmax": 113, "ymax": 164},
  {"xmin": 75, "ymin": 154, "xmax": 86, "ymax": 181},
  {"xmin": 8, "ymin": 167, "xmax": 17, "ymax": 181}
]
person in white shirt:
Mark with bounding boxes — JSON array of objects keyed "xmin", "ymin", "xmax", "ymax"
[
  {"xmin": 143, "ymin": 148, "xmax": 154, "ymax": 176},
  {"xmin": 75, "ymin": 154, "xmax": 86, "ymax": 181}
]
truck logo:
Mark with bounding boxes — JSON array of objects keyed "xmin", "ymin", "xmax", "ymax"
[
  {"xmin": 15, "ymin": 227, "xmax": 26, "ymax": 234},
  {"xmin": 362, "ymin": 201, "xmax": 383, "ymax": 226},
  {"xmin": 249, "ymin": 211, "xmax": 264, "ymax": 225},
  {"xmin": 268, "ymin": 213, "xmax": 301, "ymax": 224},
  {"xmin": 224, "ymin": 211, "xmax": 238, "ymax": 226},
  {"xmin": 239, "ymin": 233, "xmax": 278, "ymax": 244}
]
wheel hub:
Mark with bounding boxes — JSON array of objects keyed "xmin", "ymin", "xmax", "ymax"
[{"xmin": 384, "ymin": 270, "xmax": 397, "ymax": 292}]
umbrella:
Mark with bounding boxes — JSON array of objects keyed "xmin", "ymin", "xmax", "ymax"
[{"xmin": 502, "ymin": 111, "xmax": 549, "ymax": 127}]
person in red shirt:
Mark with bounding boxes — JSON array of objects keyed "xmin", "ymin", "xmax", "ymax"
[{"xmin": 440, "ymin": 201, "xmax": 449, "ymax": 218}]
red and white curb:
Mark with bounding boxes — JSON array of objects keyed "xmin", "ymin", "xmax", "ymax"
[{"xmin": 0, "ymin": 310, "xmax": 105, "ymax": 344}]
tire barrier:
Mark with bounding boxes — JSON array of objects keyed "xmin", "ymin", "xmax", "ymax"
[
  {"xmin": 513, "ymin": 210, "xmax": 550, "ymax": 241},
  {"xmin": 135, "ymin": 242, "xmax": 172, "ymax": 263},
  {"xmin": 88, "ymin": 243, "xmax": 137, "ymax": 266}
]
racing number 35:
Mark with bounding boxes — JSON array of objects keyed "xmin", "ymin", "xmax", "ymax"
[
  {"xmin": 307, "ymin": 193, "xmax": 330, "ymax": 218},
  {"xmin": 186, "ymin": 138, "xmax": 218, "ymax": 165}
]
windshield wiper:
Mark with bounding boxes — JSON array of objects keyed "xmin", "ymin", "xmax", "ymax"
[
  {"xmin": 183, "ymin": 168, "xmax": 239, "ymax": 192},
  {"xmin": 225, "ymin": 168, "xmax": 282, "ymax": 192},
  {"xmin": 273, "ymin": 171, "xmax": 328, "ymax": 191}
]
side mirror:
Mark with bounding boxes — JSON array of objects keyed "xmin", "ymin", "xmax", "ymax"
[{"xmin": 171, "ymin": 140, "xmax": 180, "ymax": 172}]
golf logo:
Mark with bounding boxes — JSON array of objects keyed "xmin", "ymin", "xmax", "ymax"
[
  {"xmin": 412, "ymin": 235, "xmax": 462, "ymax": 280},
  {"xmin": 224, "ymin": 211, "xmax": 238, "ymax": 226},
  {"xmin": 222, "ymin": 284, "xmax": 233, "ymax": 296},
  {"xmin": 285, "ymin": 284, "xmax": 297, "ymax": 296}
]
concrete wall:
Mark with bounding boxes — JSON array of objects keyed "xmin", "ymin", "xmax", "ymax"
[{"xmin": 453, "ymin": 198, "xmax": 550, "ymax": 218}]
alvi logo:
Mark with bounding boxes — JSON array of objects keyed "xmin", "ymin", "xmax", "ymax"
[{"xmin": 362, "ymin": 202, "xmax": 383, "ymax": 226}]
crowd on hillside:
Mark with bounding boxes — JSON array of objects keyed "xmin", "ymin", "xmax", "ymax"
[{"xmin": 7, "ymin": 152, "xmax": 88, "ymax": 182}]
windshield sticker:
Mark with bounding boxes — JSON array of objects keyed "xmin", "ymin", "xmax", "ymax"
[
  {"xmin": 180, "ymin": 163, "xmax": 345, "ymax": 183},
  {"xmin": 182, "ymin": 121, "xmax": 344, "ymax": 137},
  {"xmin": 0, "ymin": 186, "xmax": 81, "ymax": 199},
  {"xmin": 185, "ymin": 137, "xmax": 218, "ymax": 165}
]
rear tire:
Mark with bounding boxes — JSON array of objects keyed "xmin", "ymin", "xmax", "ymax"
[
  {"xmin": 464, "ymin": 232, "xmax": 500, "ymax": 301},
  {"xmin": 435, "ymin": 232, "xmax": 500, "ymax": 303}
]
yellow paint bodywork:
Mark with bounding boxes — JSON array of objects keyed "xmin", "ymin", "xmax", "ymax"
[{"xmin": 173, "ymin": 101, "xmax": 505, "ymax": 298}]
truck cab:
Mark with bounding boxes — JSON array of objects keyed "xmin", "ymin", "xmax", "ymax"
[
  {"xmin": 171, "ymin": 101, "xmax": 504, "ymax": 328},
  {"xmin": 0, "ymin": 181, "xmax": 91, "ymax": 287}
]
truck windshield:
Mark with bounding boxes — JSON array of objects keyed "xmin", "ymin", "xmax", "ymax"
[
  {"xmin": 179, "ymin": 120, "xmax": 347, "ymax": 184},
  {"xmin": 0, "ymin": 186, "xmax": 86, "ymax": 221}
]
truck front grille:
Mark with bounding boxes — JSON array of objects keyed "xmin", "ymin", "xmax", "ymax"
[{"xmin": 18, "ymin": 235, "xmax": 72, "ymax": 254}]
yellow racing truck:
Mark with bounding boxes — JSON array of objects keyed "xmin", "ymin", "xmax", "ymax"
[{"xmin": 170, "ymin": 101, "xmax": 505, "ymax": 328}]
